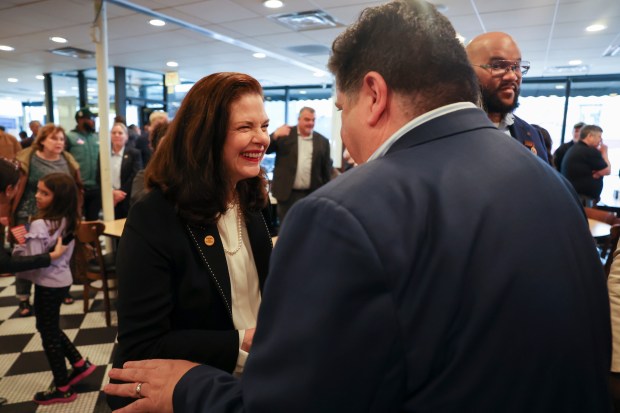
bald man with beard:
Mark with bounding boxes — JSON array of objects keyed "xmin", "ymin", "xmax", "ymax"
[{"xmin": 466, "ymin": 32, "xmax": 549, "ymax": 164}]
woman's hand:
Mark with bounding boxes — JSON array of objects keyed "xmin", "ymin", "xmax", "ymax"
[{"xmin": 49, "ymin": 237, "xmax": 68, "ymax": 260}]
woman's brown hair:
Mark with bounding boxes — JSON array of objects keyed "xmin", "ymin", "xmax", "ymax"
[{"xmin": 145, "ymin": 72, "xmax": 269, "ymax": 225}]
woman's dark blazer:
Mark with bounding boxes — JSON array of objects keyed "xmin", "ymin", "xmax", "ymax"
[{"xmin": 108, "ymin": 188, "xmax": 272, "ymax": 409}]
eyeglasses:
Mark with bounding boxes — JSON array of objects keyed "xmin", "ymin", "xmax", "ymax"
[{"xmin": 473, "ymin": 60, "xmax": 530, "ymax": 76}]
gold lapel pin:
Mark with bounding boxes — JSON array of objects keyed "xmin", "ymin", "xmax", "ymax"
[{"xmin": 204, "ymin": 235, "xmax": 215, "ymax": 246}]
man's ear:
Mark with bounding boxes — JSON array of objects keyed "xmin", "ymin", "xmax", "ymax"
[{"xmin": 361, "ymin": 71, "xmax": 389, "ymax": 127}]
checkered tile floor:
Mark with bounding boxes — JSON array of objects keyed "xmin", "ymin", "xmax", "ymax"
[{"xmin": 0, "ymin": 275, "xmax": 117, "ymax": 412}]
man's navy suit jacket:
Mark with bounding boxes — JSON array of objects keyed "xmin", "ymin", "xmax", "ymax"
[
  {"xmin": 173, "ymin": 107, "xmax": 611, "ymax": 413},
  {"xmin": 509, "ymin": 114, "xmax": 549, "ymax": 163}
]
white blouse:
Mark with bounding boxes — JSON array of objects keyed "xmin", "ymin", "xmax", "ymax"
[{"xmin": 217, "ymin": 203, "xmax": 261, "ymax": 375}]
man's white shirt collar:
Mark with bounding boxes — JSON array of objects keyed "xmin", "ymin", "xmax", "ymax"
[{"xmin": 367, "ymin": 102, "xmax": 478, "ymax": 162}]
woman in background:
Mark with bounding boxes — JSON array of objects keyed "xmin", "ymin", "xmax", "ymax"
[
  {"xmin": 129, "ymin": 120, "xmax": 169, "ymax": 207},
  {"xmin": 104, "ymin": 122, "xmax": 142, "ymax": 218},
  {"xmin": 108, "ymin": 72, "xmax": 273, "ymax": 409},
  {"xmin": 11, "ymin": 124, "xmax": 82, "ymax": 315}
]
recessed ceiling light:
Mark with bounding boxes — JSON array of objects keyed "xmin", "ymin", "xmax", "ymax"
[
  {"xmin": 166, "ymin": 61, "xmax": 179, "ymax": 67},
  {"xmin": 569, "ymin": 59, "xmax": 582, "ymax": 65},
  {"xmin": 555, "ymin": 85, "xmax": 565, "ymax": 89},
  {"xmin": 58, "ymin": 90, "xmax": 66, "ymax": 94},
  {"xmin": 87, "ymin": 87, "xmax": 95, "ymax": 92},
  {"xmin": 7, "ymin": 78, "xmax": 18, "ymax": 83},
  {"xmin": 263, "ymin": 0, "xmax": 284, "ymax": 8},
  {"xmin": 586, "ymin": 24, "xmax": 606, "ymax": 32},
  {"xmin": 299, "ymin": 90, "xmax": 307, "ymax": 94},
  {"xmin": 313, "ymin": 71, "xmax": 326, "ymax": 77},
  {"xmin": 71, "ymin": 86, "xmax": 78, "ymax": 90},
  {"xmin": 0, "ymin": 45, "xmax": 14, "ymax": 51},
  {"xmin": 35, "ymin": 75, "xmax": 45, "ymax": 80},
  {"xmin": 253, "ymin": 52, "xmax": 266, "ymax": 59},
  {"xmin": 39, "ymin": 91, "xmax": 46, "ymax": 95},
  {"xmin": 149, "ymin": 19, "xmax": 166, "ymax": 27},
  {"xmin": 456, "ymin": 34, "xmax": 465, "ymax": 44},
  {"xmin": 50, "ymin": 36, "xmax": 68, "ymax": 43}
]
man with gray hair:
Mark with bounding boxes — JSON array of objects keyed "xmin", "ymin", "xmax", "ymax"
[
  {"xmin": 105, "ymin": 1, "xmax": 611, "ymax": 411},
  {"xmin": 267, "ymin": 106, "xmax": 332, "ymax": 224},
  {"xmin": 561, "ymin": 124, "xmax": 610, "ymax": 204}
]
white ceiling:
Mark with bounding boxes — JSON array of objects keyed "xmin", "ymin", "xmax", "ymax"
[{"xmin": 0, "ymin": 0, "xmax": 619, "ymax": 101}]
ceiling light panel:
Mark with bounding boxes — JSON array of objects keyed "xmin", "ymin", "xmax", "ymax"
[{"xmin": 263, "ymin": 0, "xmax": 284, "ymax": 8}]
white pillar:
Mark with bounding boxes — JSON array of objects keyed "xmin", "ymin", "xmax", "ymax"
[{"xmin": 93, "ymin": 0, "xmax": 114, "ymax": 222}]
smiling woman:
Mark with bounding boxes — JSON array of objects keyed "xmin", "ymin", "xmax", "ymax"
[{"xmin": 108, "ymin": 72, "xmax": 273, "ymax": 410}]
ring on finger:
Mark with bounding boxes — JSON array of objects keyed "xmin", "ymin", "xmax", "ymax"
[{"xmin": 135, "ymin": 382, "xmax": 144, "ymax": 398}]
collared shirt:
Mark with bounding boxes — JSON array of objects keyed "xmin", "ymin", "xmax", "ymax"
[
  {"xmin": 368, "ymin": 102, "xmax": 478, "ymax": 162},
  {"xmin": 110, "ymin": 146, "xmax": 125, "ymax": 190},
  {"xmin": 496, "ymin": 112, "xmax": 515, "ymax": 137},
  {"xmin": 292, "ymin": 130, "xmax": 314, "ymax": 190}
]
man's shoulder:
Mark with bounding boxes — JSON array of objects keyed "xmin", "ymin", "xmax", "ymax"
[
  {"xmin": 555, "ymin": 141, "xmax": 573, "ymax": 152},
  {"xmin": 511, "ymin": 114, "xmax": 542, "ymax": 135},
  {"xmin": 312, "ymin": 131, "xmax": 329, "ymax": 141},
  {"xmin": 564, "ymin": 142, "xmax": 599, "ymax": 161},
  {"xmin": 511, "ymin": 114, "xmax": 535, "ymax": 128},
  {"xmin": 125, "ymin": 146, "xmax": 141, "ymax": 156}
]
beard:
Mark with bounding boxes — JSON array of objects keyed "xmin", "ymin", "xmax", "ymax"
[
  {"xmin": 82, "ymin": 121, "xmax": 96, "ymax": 133},
  {"xmin": 480, "ymin": 84, "xmax": 520, "ymax": 115}
]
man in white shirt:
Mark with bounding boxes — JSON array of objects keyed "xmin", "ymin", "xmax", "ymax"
[{"xmin": 267, "ymin": 107, "xmax": 332, "ymax": 225}]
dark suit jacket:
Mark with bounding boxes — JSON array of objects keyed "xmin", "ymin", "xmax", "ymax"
[
  {"xmin": 266, "ymin": 127, "xmax": 331, "ymax": 202},
  {"xmin": 509, "ymin": 114, "xmax": 549, "ymax": 163},
  {"xmin": 173, "ymin": 107, "xmax": 611, "ymax": 412},
  {"xmin": 108, "ymin": 188, "xmax": 272, "ymax": 409},
  {"xmin": 134, "ymin": 134, "xmax": 152, "ymax": 167},
  {"xmin": 114, "ymin": 146, "xmax": 142, "ymax": 218}
]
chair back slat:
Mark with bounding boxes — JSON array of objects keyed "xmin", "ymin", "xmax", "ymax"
[{"xmin": 76, "ymin": 221, "xmax": 116, "ymax": 326}]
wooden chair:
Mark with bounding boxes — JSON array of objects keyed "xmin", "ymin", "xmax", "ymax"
[
  {"xmin": 584, "ymin": 208, "xmax": 620, "ymax": 274},
  {"xmin": 584, "ymin": 207, "xmax": 620, "ymax": 226},
  {"xmin": 76, "ymin": 221, "xmax": 117, "ymax": 326}
]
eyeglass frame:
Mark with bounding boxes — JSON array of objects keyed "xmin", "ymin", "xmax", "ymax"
[{"xmin": 473, "ymin": 60, "xmax": 531, "ymax": 76}]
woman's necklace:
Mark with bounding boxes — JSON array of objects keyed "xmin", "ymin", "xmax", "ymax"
[{"xmin": 223, "ymin": 202, "xmax": 243, "ymax": 256}]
